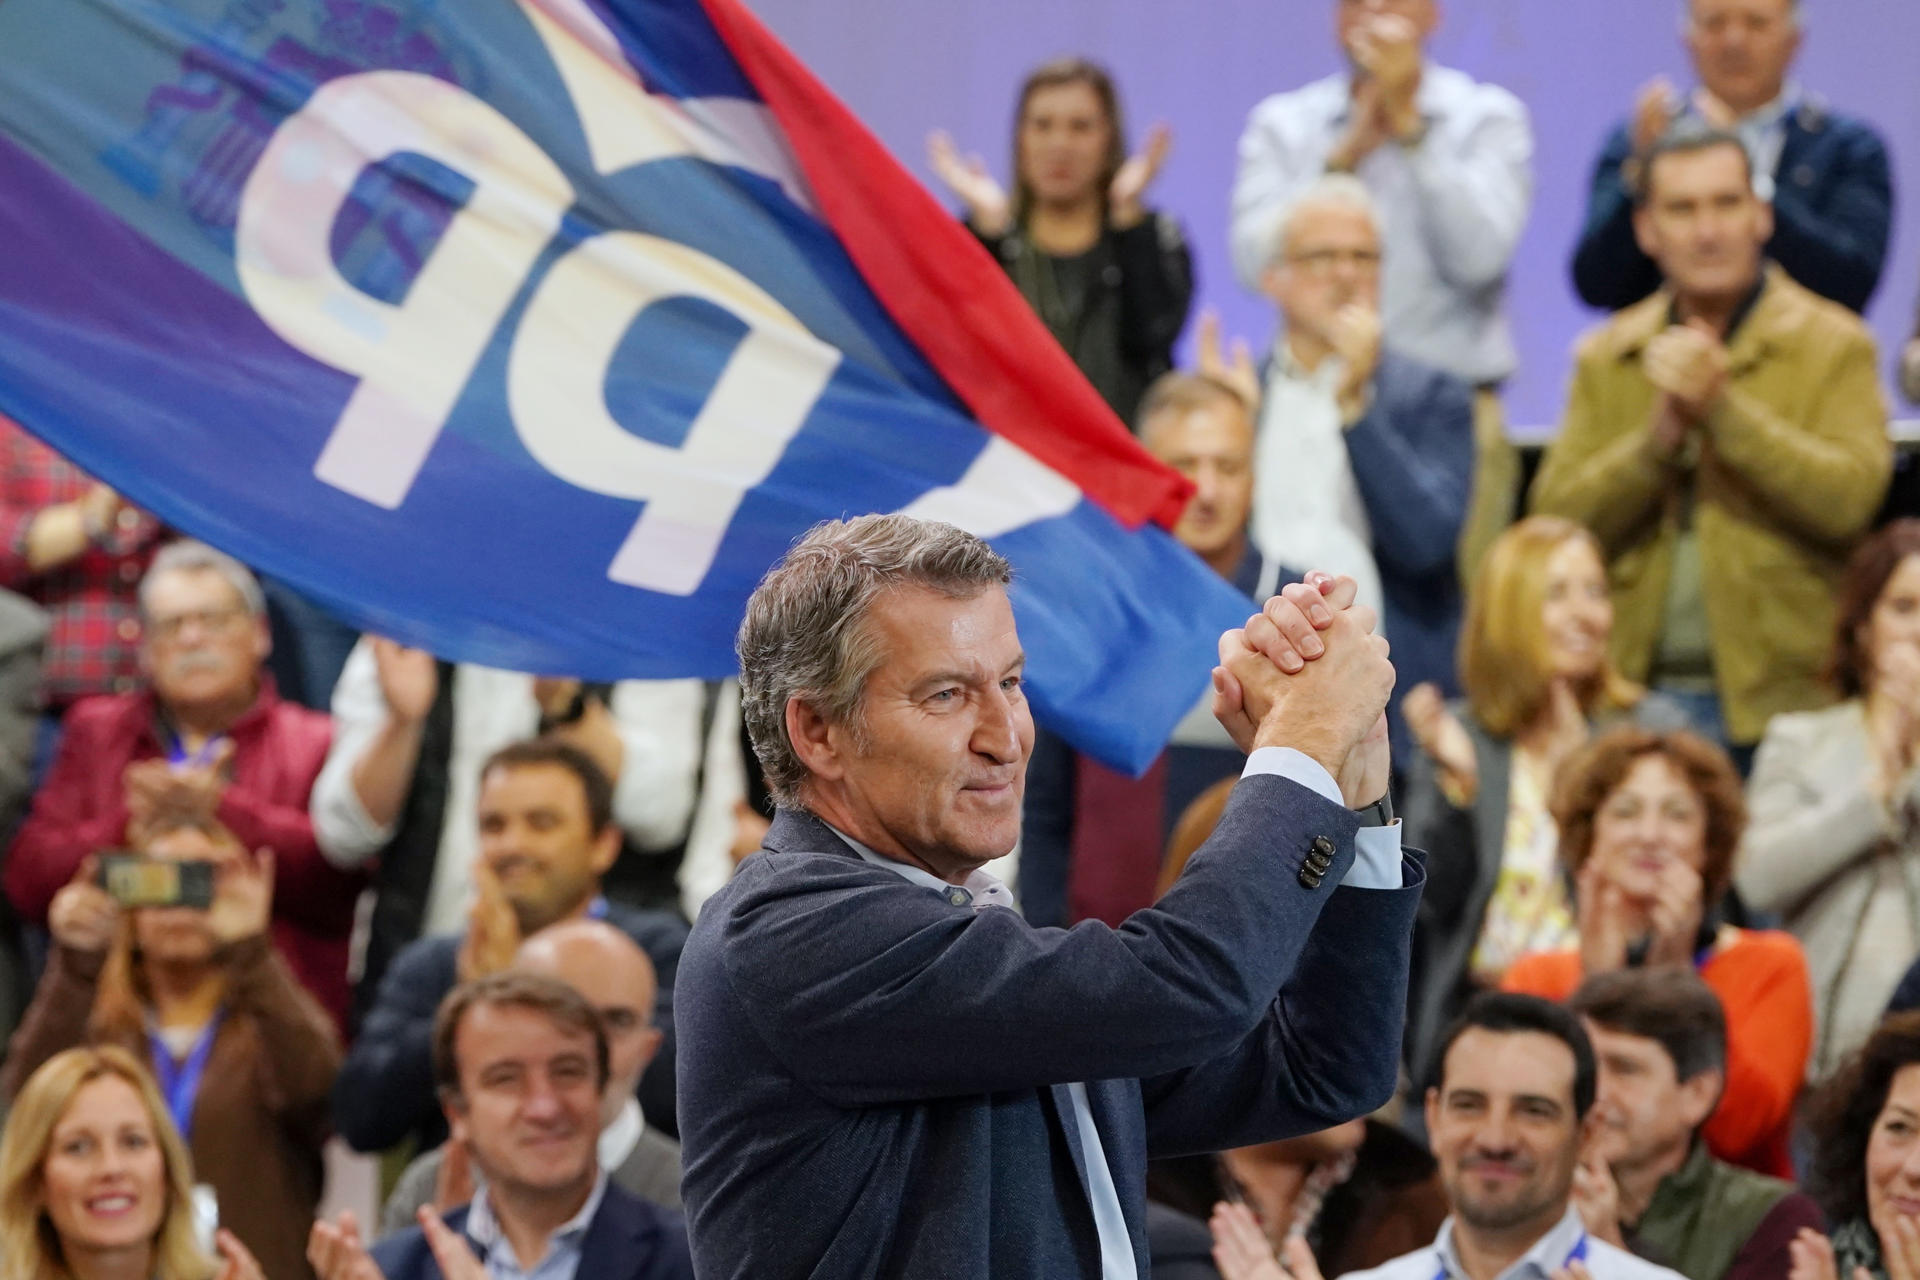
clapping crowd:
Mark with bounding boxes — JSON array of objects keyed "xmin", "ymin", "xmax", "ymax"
[{"xmin": 0, "ymin": 0, "xmax": 1917, "ymax": 1277}]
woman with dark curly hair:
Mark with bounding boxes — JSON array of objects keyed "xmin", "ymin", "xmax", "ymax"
[
  {"xmin": 1502, "ymin": 725, "xmax": 1812, "ymax": 1177},
  {"xmin": 1790, "ymin": 1012, "xmax": 1920, "ymax": 1280},
  {"xmin": 1740, "ymin": 519, "xmax": 1920, "ymax": 1079}
]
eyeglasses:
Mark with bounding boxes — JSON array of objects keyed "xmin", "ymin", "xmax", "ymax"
[
  {"xmin": 146, "ymin": 605, "xmax": 247, "ymax": 641},
  {"xmin": 1285, "ymin": 248, "xmax": 1383, "ymax": 276}
]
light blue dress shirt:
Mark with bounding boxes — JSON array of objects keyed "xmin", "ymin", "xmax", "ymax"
[
  {"xmin": 1684, "ymin": 82, "xmax": 1798, "ymax": 199},
  {"xmin": 463, "ymin": 1169, "xmax": 608, "ymax": 1280},
  {"xmin": 1232, "ymin": 65, "xmax": 1534, "ymax": 387},
  {"xmin": 1243, "ymin": 745, "xmax": 1403, "ymax": 887}
]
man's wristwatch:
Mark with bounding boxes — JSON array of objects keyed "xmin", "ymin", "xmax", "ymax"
[{"xmin": 1355, "ymin": 790, "xmax": 1394, "ymax": 827}]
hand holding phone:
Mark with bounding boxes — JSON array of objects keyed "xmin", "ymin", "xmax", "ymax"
[{"xmin": 206, "ymin": 846, "xmax": 275, "ymax": 946}]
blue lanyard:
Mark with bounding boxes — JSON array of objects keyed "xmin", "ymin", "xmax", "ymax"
[
  {"xmin": 163, "ymin": 728, "xmax": 227, "ymax": 770},
  {"xmin": 587, "ymin": 895, "xmax": 608, "ymax": 921},
  {"xmin": 148, "ymin": 1012, "xmax": 223, "ymax": 1140},
  {"xmin": 1433, "ymin": 1232, "xmax": 1587, "ymax": 1280}
]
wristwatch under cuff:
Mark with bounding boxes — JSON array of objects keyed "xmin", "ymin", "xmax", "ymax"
[{"xmin": 1355, "ymin": 789, "xmax": 1394, "ymax": 827}]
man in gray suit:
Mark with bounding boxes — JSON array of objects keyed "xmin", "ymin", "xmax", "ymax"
[
  {"xmin": 379, "ymin": 919, "xmax": 680, "ymax": 1234},
  {"xmin": 678, "ymin": 513, "xmax": 1424, "ymax": 1279}
]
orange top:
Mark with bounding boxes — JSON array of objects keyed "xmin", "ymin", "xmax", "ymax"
[{"xmin": 1501, "ymin": 929, "xmax": 1813, "ymax": 1179}]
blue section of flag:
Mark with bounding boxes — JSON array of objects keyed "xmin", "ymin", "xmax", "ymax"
[{"xmin": 0, "ymin": 0, "xmax": 1251, "ymax": 773}]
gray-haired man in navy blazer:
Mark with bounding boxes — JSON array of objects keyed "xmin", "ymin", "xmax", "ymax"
[{"xmin": 677, "ymin": 513, "xmax": 1426, "ymax": 1278}]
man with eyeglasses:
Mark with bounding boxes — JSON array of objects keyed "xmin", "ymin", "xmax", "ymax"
[
  {"xmin": 1231, "ymin": 0, "xmax": 1532, "ymax": 583},
  {"xmin": 2, "ymin": 538, "xmax": 360, "ymax": 1031},
  {"xmin": 1251, "ymin": 174, "xmax": 1472, "ymax": 767}
]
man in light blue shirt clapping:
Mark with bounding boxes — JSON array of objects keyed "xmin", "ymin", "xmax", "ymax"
[{"xmin": 1232, "ymin": 993, "xmax": 1685, "ymax": 1280}]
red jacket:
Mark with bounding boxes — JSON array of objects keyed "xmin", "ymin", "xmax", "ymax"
[{"xmin": 4, "ymin": 681, "xmax": 362, "ymax": 1032}]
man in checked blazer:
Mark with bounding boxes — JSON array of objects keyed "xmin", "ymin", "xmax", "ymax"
[{"xmin": 677, "ymin": 513, "xmax": 1426, "ymax": 1278}]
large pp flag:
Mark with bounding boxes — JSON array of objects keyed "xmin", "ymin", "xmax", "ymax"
[{"xmin": 0, "ymin": 0, "xmax": 1254, "ymax": 773}]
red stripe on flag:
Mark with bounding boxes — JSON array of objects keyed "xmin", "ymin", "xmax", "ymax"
[{"xmin": 697, "ymin": 0, "xmax": 1192, "ymax": 531}]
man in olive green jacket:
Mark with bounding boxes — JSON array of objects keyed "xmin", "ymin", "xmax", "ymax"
[
  {"xmin": 1571, "ymin": 969, "xmax": 1823, "ymax": 1280},
  {"xmin": 1532, "ymin": 123, "xmax": 1889, "ymax": 756}
]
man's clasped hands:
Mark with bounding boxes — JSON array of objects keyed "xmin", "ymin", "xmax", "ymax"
[{"xmin": 1211, "ymin": 571, "xmax": 1396, "ymax": 809}]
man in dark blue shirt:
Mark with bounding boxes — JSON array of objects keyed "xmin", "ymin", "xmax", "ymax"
[{"xmin": 1571, "ymin": 0, "xmax": 1892, "ymax": 314}]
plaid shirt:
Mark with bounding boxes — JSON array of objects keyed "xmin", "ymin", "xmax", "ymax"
[{"xmin": 0, "ymin": 417, "xmax": 167, "ymax": 707}]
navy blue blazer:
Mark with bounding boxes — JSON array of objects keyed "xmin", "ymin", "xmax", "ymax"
[
  {"xmin": 1343, "ymin": 351, "xmax": 1472, "ymax": 722},
  {"xmin": 676, "ymin": 774, "xmax": 1424, "ymax": 1278},
  {"xmin": 370, "ymin": 1180, "xmax": 693, "ymax": 1280},
  {"xmin": 1571, "ymin": 99, "xmax": 1893, "ymax": 313},
  {"xmin": 332, "ymin": 899, "xmax": 689, "ymax": 1153}
]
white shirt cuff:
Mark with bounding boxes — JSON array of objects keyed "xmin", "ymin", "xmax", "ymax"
[{"xmin": 1242, "ymin": 747, "xmax": 1404, "ymax": 890}]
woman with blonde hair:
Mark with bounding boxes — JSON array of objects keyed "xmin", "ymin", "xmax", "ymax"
[
  {"xmin": 0, "ymin": 1044, "xmax": 264, "ymax": 1279},
  {"xmin": 1400, "ymin": 515, "xmax": 1684, "ymax": 1088},
  {"xmin": 2, "ymin": 817, "xmax": 340, "ymax": 1280}
]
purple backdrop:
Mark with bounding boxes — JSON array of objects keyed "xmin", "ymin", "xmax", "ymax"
[{"xmin": 749, "ymin": 0, "xmax": 1917, "ymax": 436}]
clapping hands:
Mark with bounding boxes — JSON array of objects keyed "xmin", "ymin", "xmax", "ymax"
[
  {"xmin": 123, "ymin": 741, "xmax": 233, "ymax": 845},
  {"xmin": 927, "ymin": 132, "xmax": 1012, "ymax": 237},
  {"xmin": 1209, "ymin": 1202, "xmax": 1296, "ymax": 1280},
  {"xmin": 1108, "ymin": 123, "xmax": 1171, "ymax": 229},
  {"xmin": 1209, "ymin": 1202, "xmax": 1336, "ymax": 1280},
  {"xmin": 212, "ymin": 1228, "xmax": 267, "ymax": 1280},
  {"xmin": 1787, "ymin": 1227, "xmax": 1873, "ymax": 1280},
  {"xmin": 1645, "ymin": 320, "xmax": 1730, "ymax": 424},
  {"xmin": 308, "ymin": 1212, "xmax": 384, "ymax": 1280},
  {"xmin": 206, "ymin": 843, "xmax": 274, "ymax": 947},
  {"xmin": 928, "ymin": 122, "xmax": 1173, "ymax": 234},
  {"xmin": 1404, "ymin": 682, "xmax": 1478, "ymax": 804},
  {"xmin": 48, "ymin": 857, "xmax": 119, "ymax": 954},
  {"xmin": 310, "ymin": 1208, "xmax": 490, "ymax": 1280},
  {"xmin": 456, "ymin": 859, "xmax": 522, "ymax": 984},
  {"xmin": 1571, "ymin": 1148, "xmax": 1626, "ymax": 1247},
  {"xmin": 1575, "ymin": 849, "xmax": 1704, "ymax": 974},
  {"xmin": 1197, "ymin": 311, "xmax": 1260, "ymax": 412},
  {"xmin": 1349, "ymin": 12, "xmax": 1422, "ymax": 128},
  {"xmin": 1868, "ymin": 642, "xmax": 1920, "ymax": 803},
  {"xmin": 1331, "ymin": 10, "xmax": 1424, "ymax": 168}
]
